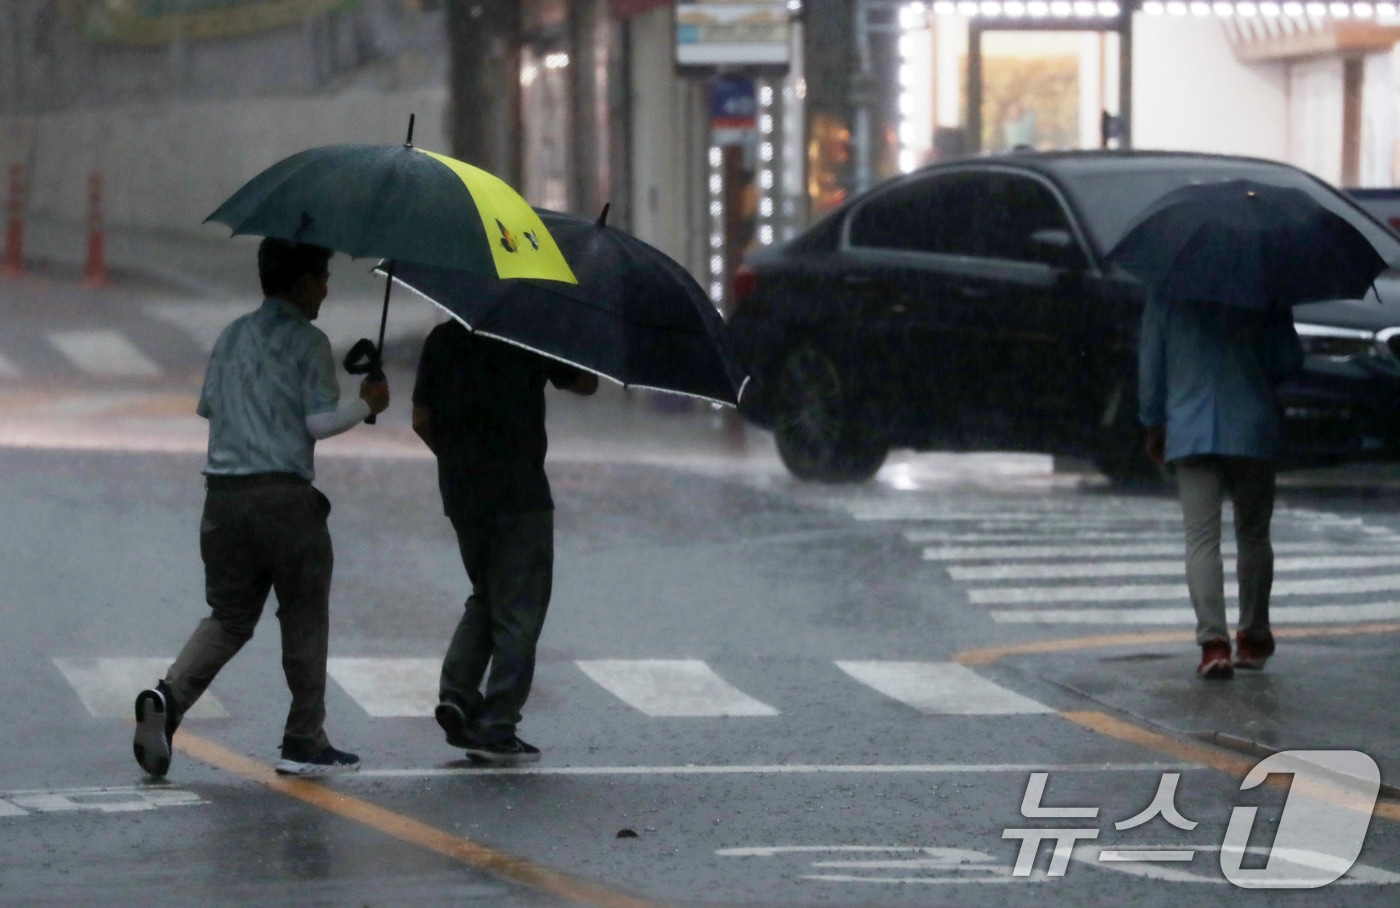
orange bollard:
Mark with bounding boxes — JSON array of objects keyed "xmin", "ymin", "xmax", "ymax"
[
  {"xmin": 83, "ymin": 172, "xmax": 106, "ymax": 288},
  {"xmin": 3, "ymin": 164, "xmax": 23, "ymax": 278}
]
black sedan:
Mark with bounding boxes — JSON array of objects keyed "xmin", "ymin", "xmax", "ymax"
[{"xmin": 726, "ymin": 150, "xmax": 1400, "ymax": 483}]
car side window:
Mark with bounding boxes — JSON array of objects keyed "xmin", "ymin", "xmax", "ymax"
[
  {"xmin": 848, "ymin": 174, "xmax": 983, "ymax": 256},
  {"xmin": 980, "ymin": 174, "xmax": 1085, "ymax": 268}
]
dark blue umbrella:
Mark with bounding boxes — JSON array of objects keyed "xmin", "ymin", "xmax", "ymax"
[
  {"xmin": 1106, "ymin": 178, "xmax": 1387, "ymax": 310},
  {"xmin": 375, "ymin": 205, "xmax": 749, "ymax": 407}
]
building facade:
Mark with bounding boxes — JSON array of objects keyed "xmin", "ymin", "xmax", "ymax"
[{"xmin": 3, "ymin": 0, "xmax": 1400, "ymax": 304}]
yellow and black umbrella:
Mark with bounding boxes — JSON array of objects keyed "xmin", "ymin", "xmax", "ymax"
[
  {"xmin": 206, "ymin": 130, "xmax": 575, "ymax": 283},
  {"xmin": 205, "ymin": 117, "xmax": 576, "ymax": 418}
]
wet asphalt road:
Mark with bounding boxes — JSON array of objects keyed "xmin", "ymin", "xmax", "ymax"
[
  {"xmin": 3, "ymin": 267, "xmax": 1400, "ymax": 905},
  {"xmin": 3, "ymin": 440, "xmax": 1400, "ymax": 907}
]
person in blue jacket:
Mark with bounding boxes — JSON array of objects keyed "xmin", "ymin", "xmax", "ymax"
[{"xmin": 1139, "ymin": 294, "xmax": 1303, "ymax": 680}]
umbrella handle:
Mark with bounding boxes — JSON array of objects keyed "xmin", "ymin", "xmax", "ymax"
[{"xmin": 342, "ymin": 337, "xmax": 384, "ymax": 425}]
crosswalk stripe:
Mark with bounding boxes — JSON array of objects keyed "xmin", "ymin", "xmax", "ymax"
[
  {"xmin": 923, "ymin": 540, "xmax": 1400, "ymax": 561},
  {"xmin": 835, "ymin": 661, "xmax": 1053, "ymax": 715},
  {"xmin": 950, "ymin": 553, "xmax": 1400, "ymax": 581},
  {"xmin": 575, "ymin": 659, "xmax": 779, "ymax": 717},
  {"xmin": 48, "ymin": 330, "xmax": 161, "ymax": 377},
  {"xmin": 53, "ymin": 657, "xmax": 227, "ymax": 718},
  {"xmin": 870, "ymin": 513, "xmax": 1181, "ymax": 526},
  {"xmin": 907, "ymin": 529, "xmax": 1183, "ymax": 544},
  {"xmin": 990, "ymin": 602, "xmax": 1400, "ymax": 625},
  {"xmin": 969, "ymin": 573, "xmax": 1400, "ymax": 605},
  {"xmin": 326, "ymin": 657, "xmax": 439, "ymax": 717}
]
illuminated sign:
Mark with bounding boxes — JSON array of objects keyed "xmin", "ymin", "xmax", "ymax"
[{"xmin": 676, "ymin": 2, "xmax": 792, "ymax": 70}]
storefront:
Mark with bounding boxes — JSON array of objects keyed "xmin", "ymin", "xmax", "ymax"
[{"xmin": 881, "ymin": 2, "xmax": 1400, "ymax": 192}]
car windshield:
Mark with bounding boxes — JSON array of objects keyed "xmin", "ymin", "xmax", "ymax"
[{"xmin": 1057, "ymin": 159, "xmax": 1400, "ymax": 264}]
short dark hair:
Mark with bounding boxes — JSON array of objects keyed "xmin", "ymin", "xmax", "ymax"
[{"xmin": 258, "ymin": 237, "xmax": 333, "ymax": 297}]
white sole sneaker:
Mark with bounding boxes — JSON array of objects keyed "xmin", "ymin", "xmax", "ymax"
[
  {"xmin": 274, "ymin": 746, "xmax": 361, "ymax": 776},
  {"xmin": 133, "ymin": 689, "xmax": 172, "ymax": 778},
  {"xmin": 273, "ymin": 759, "xmax": 360, "ymax": 776}
]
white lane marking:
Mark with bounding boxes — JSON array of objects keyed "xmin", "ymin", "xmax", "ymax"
[
  {"xmin": 835, "ymin": 661, "xmax": 1053, "ymax": 715},
  {"xmin": 924, "ymin": 540, "xmax": 1399, "ymax": 561},
  {"xmin": 353, "ymin": 762, "xmax": 1193, "ymax": 778},
  {"xmin": 990, "ymin": 602, "xmax": 1400, "ymax": 624},
  {"xmin": 970, "ymin": 573, "xmax": 1400, "ymax": 605},
  {"xmin": 326, "ymin": 657, "xmax": 439, "ymax": 717},
  {"xmin": 52, "ymin": 657, "xmax": 227, "ymax": 718},
  {"xmin": 1073, "ymin": 845, "xmax": 1400, "ymax": 885},
  {"xmin": 826, "ymin": 499, "xmax": 1351, "ymax": 520},
  {"xmin": 142, "ymin": 302, "xmax": 252, "ymax": 353},
  {"xmin": 880, "ymin": 515, "xmax": 1180, "ymax": 527},
  {"xmin": 826, "ymin": 500, "xmax": 1178, "ymax": 518},
  {"xmin": 0, "ymin": 786, "xmax": 205, "ymax": 816},
  {"xmin": 951, "ymin": 554, "xmax": 1400, "ymax": 581},
  {"xmin": 48, "ymin": 330, "xmax": 161, "ymax": 377},
  {"xmin": 0, "ymin": 353, "xmax": 19, "ymax": 377},
  {"xmin": 575, "ymin": 659, "xmax": 779, "ymax": 716},
  {"xmin": 907, "ymin": 530, "xmax": 1182, "ymax": 544}
]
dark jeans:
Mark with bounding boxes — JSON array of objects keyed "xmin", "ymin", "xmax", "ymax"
[
  {"xmin": 164, "ymin": 483, "xmax": 334, "ymax": 752},
  {"xmin": 440, "ymin": 509, "xmax": 554, "ymax": 744}
]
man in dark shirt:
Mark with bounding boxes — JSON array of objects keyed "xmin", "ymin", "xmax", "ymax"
[{"xmin": 412, "ymin": 318, "xmax": 597, "ymax": 764}]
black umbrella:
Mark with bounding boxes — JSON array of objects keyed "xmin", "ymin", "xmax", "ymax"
[
  {"xmin": 205, "ymin": 114, "xmax": 576, "ymax": 421},
  {"xmin": 376, "ymin": 205, "xmax": 749, "ymax": 407},
  {"xmin": 1106, "ymin": 178, "xmax": 1387, "ymax": 310}
]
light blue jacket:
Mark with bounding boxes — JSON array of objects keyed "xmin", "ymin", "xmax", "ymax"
[{"xmin": 1138, "ymin": 294, "xmax": 1303, "ymax": 463}]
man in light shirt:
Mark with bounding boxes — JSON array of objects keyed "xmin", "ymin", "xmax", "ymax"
[{"xmin": 133, "ymin": 238, "xmax": 389, "ymax": 777}]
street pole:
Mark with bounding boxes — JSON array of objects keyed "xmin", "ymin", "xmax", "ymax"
[
  {"xmin": 852, "ymin": 0, "xmax": 873, "ymax": 194},
  {"xmin": 1118, "ymin": 2, "xmax": 1133, "ymax": 148}
]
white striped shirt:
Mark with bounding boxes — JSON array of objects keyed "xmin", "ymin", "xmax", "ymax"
[{"xmin": 198, "ymin": 298, "xmax": 340, "ymax": 480}]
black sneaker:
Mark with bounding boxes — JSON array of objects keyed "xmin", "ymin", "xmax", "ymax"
[
  {"xmin": 133, "ymin": 682, "xmax": 178, "ymax": 778},
  {"xmin": 275, "ymin": 742, "xmax": 360, "ymax": 776},
  {"xmin": 434, "ymin": 701, "xmax": 474, "ymax": 749},
  {"xmin": 465, "ymin": 736, "xmax": 540, "ymax": 766}
]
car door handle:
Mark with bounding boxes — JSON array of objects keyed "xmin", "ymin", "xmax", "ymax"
[
  {"xmin": 956, "ymin": 283, "xmax": 990, "ymax": 300},
  {"xmin": 844, "ymin": 274, "xmax": 873, "ymax": 285}
]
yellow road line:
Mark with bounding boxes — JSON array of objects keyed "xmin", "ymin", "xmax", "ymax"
[
  {"xmin": 172, "ymin": 731, "xmax": 670, "ymax": 908},
  {"xmin": 1062, "ymin": 710, "xmax": 1400, "ymax": 823},
  {"xmin": 954, "ymin": 622, "xmax": 1400, "ymax": 666}
]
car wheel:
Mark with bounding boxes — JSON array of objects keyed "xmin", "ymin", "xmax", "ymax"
[
  {"xmin": 1092, "ymin": 380, "xmax": 1167, "ymax": 487},
  {"xmin": 772, "ymin": 343, "xmax": 888, "ymax": 482}
]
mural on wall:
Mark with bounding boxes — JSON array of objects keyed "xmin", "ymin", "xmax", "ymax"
[{"xmin": 76, "ymin": 0, "xmax": 361, "ymax": 44}]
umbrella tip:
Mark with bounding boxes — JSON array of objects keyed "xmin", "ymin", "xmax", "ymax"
[
  {"xmin": 405, "ymin": 113, "xmax": 416, "ymax": 147},
  {"xmin": 597, "ymin": 203, "xmax": 610, "ymax": 226}
]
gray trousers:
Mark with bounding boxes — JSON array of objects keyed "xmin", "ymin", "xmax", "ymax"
[
  {"xmin": 164, "ymin": 483, "xmax": 333, "ymax": 752},
  {"xmin": 440, "ymin": 509, "xmax": 553, "ymax": 745},
  {"xmin": 1172, "ymin": 455, "xmax": 1276, "ymax": 645}
]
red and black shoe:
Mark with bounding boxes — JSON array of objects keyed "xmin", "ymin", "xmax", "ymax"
[
  {"xmin": 1234, "ymin": 631, "xmax": 1276, "ymax": 671},
  {"xmin": 1197, "ymin": 640, "xmax": 1234, "ymax": 680}
]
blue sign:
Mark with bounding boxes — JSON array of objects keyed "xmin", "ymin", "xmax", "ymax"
[{"xmin": 708, "ymin": 75, "xmax": 756, "ymax": 129}]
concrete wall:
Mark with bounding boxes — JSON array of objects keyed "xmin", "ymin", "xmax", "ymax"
[
  {"xmin": 0, "ymin": 88, "xmax": 449, "ymax": 232},
  {"xmin": 1132, "ymin": 17, "xmax": 1288, "ymax": 162},
  {"xmin": 626, "ymin": 6, "xmax": 706, "ymax": 279}
]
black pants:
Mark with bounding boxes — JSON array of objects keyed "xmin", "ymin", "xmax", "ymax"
[
  {"xmin": 165, "ymin": 483, "xmax": 334, "ymax": 751},
  {"xmin": 440, "ymin": 509, "xmax": 554, "ymax": 744}
]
